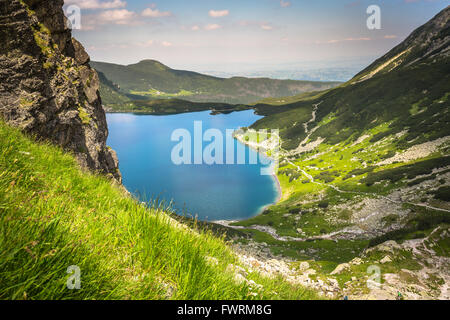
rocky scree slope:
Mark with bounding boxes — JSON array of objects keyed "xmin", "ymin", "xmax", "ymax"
[{"xmin": 0, "ymin": 0, "xmax": 121, "ymax": 182}]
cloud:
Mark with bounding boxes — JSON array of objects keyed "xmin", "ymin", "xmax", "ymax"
[
  {"xmin": 204, "ymin": 24, "xmax": 222, "ymax": 31},
  {"xmin": 96, "ymin": 9, "xmax": 137, "ymax": 25},
  {"xmin": 142, "ymin": 8, "xmax": 172, "ymax": 18},
  {"xmin": 135, "ymin": 40, "xmax": 154, "ymax": 47},
  {"xmin": 209, "ymin": 10, "xmax": 229, "ymax": 18},
  {"xmin": 384, "ymin": 35, "xmax": 398, "ymax": 39},
  {"xmin": 317, "ymin": 37, "xmax": 372, "ymax": 44},
  {"xmin": 88, "ymin": 40, "xmax": 175, "ymax": 50},
  {"xmin": 64, "ymin": 0, "xmax": 127, "ymax": 9},
  {"xmin": 191, "ymin": 25, "xmax": 200, "ymax": 31},
  {"xmin": 344, "ymin": 37, "xmax": 371, "ymax": 41},
  {"xmin": 239, "ymin": 20, "xmax": 275, "ymax": 31},
  {"xmin": 280, "ymin": 0, "xmax": 291, "ymax": 7}
]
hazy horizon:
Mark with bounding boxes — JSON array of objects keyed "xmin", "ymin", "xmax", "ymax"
[{"xmin": 65, "ymin": 0, "xmax": 449, "ymax": 77}]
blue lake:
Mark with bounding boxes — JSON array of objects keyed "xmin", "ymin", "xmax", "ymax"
[{"xmin": 106, "ymin": 110, "xmax": 279, "ymax": 221}]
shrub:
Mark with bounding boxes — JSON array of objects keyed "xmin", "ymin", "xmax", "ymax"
[
  {"xmin": 433, "ymin": 186, "xmax": 450, "ymax": 202},
  {"xmin": 318, "ymin": 201, "xmax": 329, "ymax": 209}
]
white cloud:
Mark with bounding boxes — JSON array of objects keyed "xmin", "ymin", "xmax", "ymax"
[
  {"xmin": 96, "ymin": 9, "xmax": 137, "ymax": 25},
  {"xmin": 209, "ymin": 10, "xmax": 229, "ymax": 18},
  {"xmin": 142, "ymin": 8, "xmax": 172, "ymax": 18},
  {"xmin": 64, "ymin": 0, "xmax": 127, "ymax": 9},
  {"xmin": 191, "ymin": 25, "xmax": 200, "ymax": 31},
  {"xmin": 205, "ymin": 24, "xmax": 222, "ymax": 31},
  {"xmin": 320, "ymin": 37, "xmax": 371, "ymax": 44},
  {"xmin": 162, "ymin": 41, "xmax": 172, "ymax": 47},
  {"xmin": 384, "ymin": 35, "xmax": 398, "ymax": 39},
  {"xmin": 280, "ymin": 0, "xmax": 291, "ymax": 8},
  {"xmin": 344, "ymin": 37, "xmax": 371, "ymax": 41},
  {"xmin": 239, "ymin": 20, "xmax": 274, "ymax": 31},
  {"xmin": 261, "ymin": 24, "xmax": 273, "ymax": 30}
]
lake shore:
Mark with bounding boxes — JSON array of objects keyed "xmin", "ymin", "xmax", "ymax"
[
  {"xmin": 212, "ymin": 138, "xmax": 283, "ymax": 225},
  {"xmin": 256, "ymin": 170, "xmax": 282, "ymax": 215}
]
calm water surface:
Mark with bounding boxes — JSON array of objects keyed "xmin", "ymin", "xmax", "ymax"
[{"xmin": 106, "ymin": 110, "xmax": 279, "ymax": 221}]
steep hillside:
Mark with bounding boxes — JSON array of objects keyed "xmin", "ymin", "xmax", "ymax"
[
  {"xmin": 0, "ymin": 0, "xmax": 120, "ymax": 181},
  {"xmin": 0, "ymin": 0, "xmax": 323, "ymax": 301},
  {"xmin": 91, "ymin": 60, "xmax": 341, "ymax": 105},
  {"xmin": 228, "ymin": 6, "xmax": 450, "ymax": 300},
  {"xmin": 252, "ymin": 7, "xmax": 449, "ymax": 150},
  {"xmin": 0, "ymin": 121, "xmax": 323, "ymax": 300}
]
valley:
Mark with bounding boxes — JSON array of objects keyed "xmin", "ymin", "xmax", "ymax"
[
  {"xmin": 95, "ymin": 6, "xmax": 450, "ymax": 300},
  {"xmin": 206, "ymin": 7, "xmax": 450, "ymax": 299},
  {"xmin": 0, "ymin": 0, "xmax": 448, "ymax": 302}
]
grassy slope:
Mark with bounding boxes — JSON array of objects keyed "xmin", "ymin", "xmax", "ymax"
[
  {"xmin": 228, "ymin": 8, "xmax": 450, "ymax": 268},
  {"xmin": 92, "ymin": 60, "xmax": 340, "ymax": 106},
  {"xmin": 250, "ymin": 61, "xmax": 450, "ymax": 150},
  {"xmin": 0, "ymin": 121, "xmax": 322, "ymax": 300}
]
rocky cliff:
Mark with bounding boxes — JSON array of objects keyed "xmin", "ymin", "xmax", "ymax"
[{"xmin": 0, "ymin": 0, "xmax": 121, "ymax": 182}]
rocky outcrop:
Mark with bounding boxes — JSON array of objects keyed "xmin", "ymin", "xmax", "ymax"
[{"xmin": 0, "ymin": 0, "xmax": 121, "ymax": 182}]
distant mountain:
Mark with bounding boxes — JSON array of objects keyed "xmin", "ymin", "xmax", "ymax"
[{"xmin": 91, "ymin": 60, "xmax": 341, "ymax": 106}]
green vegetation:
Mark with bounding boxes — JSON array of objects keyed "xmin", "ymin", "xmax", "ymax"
[
  {"xmin": 433, "ymin": 186, "xmax": 450, "ymax": 202},
  {"xmin": 92, "ymin": 60, "xmax": 340, "ymax": 106},
  {"xmin": 368, "ymin": 207, "xmax": 450, "ymax": 247},
  {"xmin": 249, "ymin": 62, "xmax": 450, "ymax": 151},
  {"xmin": 77, "ymin": 106, "xmax": 91, "ymax": 125},
  {"xmin": 362, "ymin": 156, "xmax": 450, "ymax": 186},
  {"xmin": 97, "ymin": 71, "xmax": 133, "ymax": 109},
  {"xmin": 19, "ymin": 98, "xmax": 33, "ymax": 109},
  {"xmin": 130, "ymin": 89, "xmax": 195, "ymax": 98},
  {"xmin": 0, "ymin": 122, "xmax": 321, "ymax": 300},
  {"xmin": 106, "ymin": 98, "xmax": 250, "ymax": 115}
]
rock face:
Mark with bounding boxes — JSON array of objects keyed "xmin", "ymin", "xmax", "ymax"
[{"xmin": 0, "ymin": 0, "xmax": 121, "ymax": 182}]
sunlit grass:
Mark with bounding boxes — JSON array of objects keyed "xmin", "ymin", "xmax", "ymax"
[{"xmin": 0, "ymin": 122, "xmax": 321, "ymax": 300}]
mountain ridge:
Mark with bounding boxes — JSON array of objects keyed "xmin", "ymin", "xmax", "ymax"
[
  {"xmin": 225, "ymin": 6, "xmax": 450, "ymax": 299},
  {"xmin": 250, "ymin": 6, "xmax": 450, "ymax": 151},
  {"xmin": 91, "ymin": 59, "xmax": 341, "ymax": 106}
]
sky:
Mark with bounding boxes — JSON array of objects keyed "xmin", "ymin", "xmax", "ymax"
[{"xmin": 64, "ymin": 0, "xmax": 449, "ymax": 72}]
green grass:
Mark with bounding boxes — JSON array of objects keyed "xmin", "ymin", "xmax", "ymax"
[
  {"xmin": 77, "ymin": 106, "xmax": 91, "ymax": 125},
  {"xmin": 130, "ymin": 89, "xmax": 195, "ymax": 98},
  {"xmin": 362, "ymin": 156, "xmax": 450, "ymax": 186},
  {"xmin": 0, "ymin": 122, "xmax": 321, "ymax": 300}
]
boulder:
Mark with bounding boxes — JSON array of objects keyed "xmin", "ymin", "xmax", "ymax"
[{"xmin": 330, "ymin": 263, "xmax": 351, "ymax": 275}]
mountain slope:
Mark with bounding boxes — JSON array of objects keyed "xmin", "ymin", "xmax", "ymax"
[
  {"xmin": 252, "ymin": 6, "xmax": 449, "ymax": 151},
  {"xmin": 0, "ymin": 0, "xmax": 324, "ymax": 300},
  {"xmin": 0, "ymin": 120, "xmax": 322, "ymax": 300},
  {"xmin": 91, "ymin": 60, "xmax": 341, "ymax": 105},
  {"xmin": 227, "ymin": 6, "xmax": 450, "ymax": 300}
]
